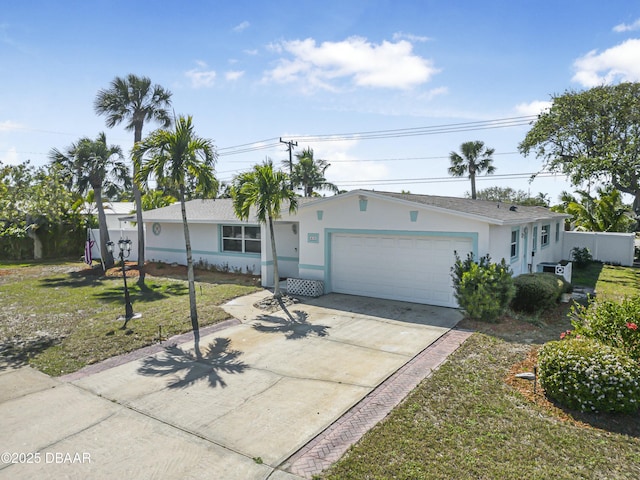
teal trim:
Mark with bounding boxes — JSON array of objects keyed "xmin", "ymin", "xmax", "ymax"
[
  {"xmin": 307, "ymin": 232, "xmax": 320, "ymax": 243},
  {"xmin": 323, "ymin": 228, "xmax": 479, "ymax": 293},
  {"xmin": 359, "ymin": 198, "xmax": 368, "ymax": 212},
  {"xmin": 532, "ymin": 226, "xmax": 538, "ymax": 251},
  {"xmin": 299, "ymin": 263, "xmax": 325, "ymax": 271},
  {"xmin": 555, "ymin": 222, "xmax": 560, "ymax": 242},
  {"xmin": 147, "ymin": 246, "xmax": 260, "ymax": 259},
  {"xmin": 261, "ymin": 256, "xmax": 300, "ymax": 266},
  {"xmin": 510, "ymin": 227, "xmax": 520, "ymax": 263},
  {"xmin": 316, "ymin": 210, "xmax": 323, "ymax": 220},
  {"xmin": 409, "ymin": 211, "xmax": 418, "ymax": 222}
]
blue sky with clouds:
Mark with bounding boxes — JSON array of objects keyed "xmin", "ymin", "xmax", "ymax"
[{"xmin": 2, "ymin": 0, "xmax": 640, "ymax": 201}]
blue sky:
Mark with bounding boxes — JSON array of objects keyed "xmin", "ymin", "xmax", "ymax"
[{"xmin": 2, "ymin": 0, "xmax": 640, "ymax": 202}]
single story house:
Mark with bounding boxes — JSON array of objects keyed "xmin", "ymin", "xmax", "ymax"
[{"xmin": 142, "ymin": 190, "xmax": 569, "ymax": 308}]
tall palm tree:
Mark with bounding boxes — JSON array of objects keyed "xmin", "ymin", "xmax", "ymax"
[
  {"xmin": 561, "ymin": 186, "xmax": 634, "ymax": 232},
  {"xmin": 134, "ymin": 115, "xmax": 217, "ymax": 354},
  {"xmin": 231, "ymin": 160, "xmax": 297, "ymax": 297},
  {"xmin": 290, "ymin": 147, "xmax": 339, "ymax": 197},
  {"xmin": 50, "ymin": 132, "xmax": 130, "ymax": 268},
  {"xmin": 448, "ymin": 141, "xmax": 496, "ymax": 199},
  {"xmin": 94, "ymin": 74, "xmax": 173, "ymax": 285}
]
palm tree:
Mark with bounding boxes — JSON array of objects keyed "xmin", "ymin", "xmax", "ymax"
[
  {"xmin": 231, "ymin": 160, "xmax": 297, "ymax": 298},
  {"xmin": 94, "ymin": 74, "xmax": 173, "ymax": 285},
  {"xmin": 290, "ymin": 147, "xmax": 339, "ymax": 197},
  {"xmin": 448, "ymin": 141, "xmax": 496, "ymax": 199},
  {"xmin": 50, "ymin": 132, "xmax": 130, "ymax": 268},
  {"xmin": 134, "ymin": 115, "xmax": 217, "ymax": 354},
  {"xmin": 559, "ymin": 187, "xmax": 634, "ymax": 232}
]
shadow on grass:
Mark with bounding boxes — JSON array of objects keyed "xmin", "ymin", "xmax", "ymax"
[
  {"xmin": 93, "ymin": 281, "xmax": 188, "ymax": 304},
  {"xmin": 547, "ymin": 397, "xmax": 640, "ymax": 438},
  {"xmin": 571, "ymin": 262, "xmax": 604, "ymax": 289},
  {"xmin": 0, "ymin": 335, "xmax": 59, "ymax": 371},
  {"xmin": 137, "ymin": 337, "xmax": 248, "ymax": 388},
  {"xmin": 253, "ymin": 302, "xmax": 330, "ymax": 340},
  {"xmin": 39, "ymin": 271, "xmax": 108, "ymax": 288}
]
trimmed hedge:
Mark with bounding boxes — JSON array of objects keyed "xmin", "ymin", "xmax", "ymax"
[
  {"xmin": 511, "ymin": 273, "xmax": 567, "ymax": 312},
  {"xmin": 538, "ymin": 338, "xmax": 640, "ymax": 413}
]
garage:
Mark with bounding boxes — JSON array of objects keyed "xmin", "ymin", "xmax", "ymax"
[{"xmin": 330, "ymin": 233, "xmax": 473, "ymax": 308}]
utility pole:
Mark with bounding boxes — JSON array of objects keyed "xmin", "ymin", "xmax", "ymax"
[{"xmin": 280, "ymin": 137, "xmax": 297, "ymax": 189}]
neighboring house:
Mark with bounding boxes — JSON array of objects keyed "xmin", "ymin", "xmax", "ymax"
[
  {"xmin": 142, "ymin": 190, "xmax": 569, "ymax": 308},
  {"xmin": 84, "ymin": 202, "xmax": 135, "ymax": 230}
]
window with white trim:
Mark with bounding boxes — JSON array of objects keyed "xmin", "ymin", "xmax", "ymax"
[
  {"xmin": 532, "ymin": 226, "xmax": 538, "ymax": 251},
  {"xmin": 541, "ymin": 224, "xmax": 550, "ymax": 247},
  {"xmin": 510, "ymin": 229, "xmax": 519, "ymax": 259},
  {"xmin": 222, "ymin": 225, "xmax": 261, "ymax": 253},
  {"xmin": 555, "ymin": 222, "xmax": 560, "ymax": 242}
]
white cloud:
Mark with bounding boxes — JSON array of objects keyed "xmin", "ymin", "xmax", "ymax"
[
  {"xmin": 515, "ymin": 100, "xmax": 551, "ymax": 116},
  {"xmin": 263, "ymin": 36, "xmax": 439, "ymax": 91},
  {"xmin": 418, "ymin": 86, "xmax": 448, "ymax": 101},
  {"xmin": 0, "ymin": 146, "xmax": 19, "ymax": 165},
  {"xmin": 392, "ymin": 32, "xmax": 431, "ymax": 43},
  {"xmin": 233, "ymin": 21, "xmax": 250, "ymax": 33},
  {"xmin": 572, "ymin": 39, "xmax": 640, "ymax": 87},
  {"xmin": 0, "ymin": 120, "xmax": 22, "ymax": 132},
  {"xmin": 613, "ymin": 18, "xmax": 640, "ymax": 32},
  {"xmin": 225, "ymin": 70, "xmax": 244, "ymax": 81},
  {"xmin": 185, "ymin": 64, "xmax": 217, "ymax": 88},
  {"xmin": 244, "ymin": 49, "xmax": 258, "ymax": 56}
]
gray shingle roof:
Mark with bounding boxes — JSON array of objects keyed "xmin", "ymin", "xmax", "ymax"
[
  {"xmin": 370, "ymin": 190, "xmax": 569, "ymax": 224},
  {"xmin": 141, "ymin": 198, "xmax": 312, "ymax": 223}
]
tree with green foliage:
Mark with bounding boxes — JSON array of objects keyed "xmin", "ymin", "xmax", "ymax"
[
  {"xmin": 290, "ymin": 147, "xmax": 339, "ymax": 197},
  {"xmin": 551, "ymin": 186, "xmax": 634, "ymax": 232},
  {"xmin": 231, "ymin": 160, "xmax": 297, "ymax": 297},
  {"xmin": 469, "ymin": 186, "xmax": 550, "ymax": 206},
  {"xmin": 0, "ymin": 161, "xmax": 86, "ymax": 259},
  {"xmin": 448, "ymin": 141, "xmax": 496, "ymax": 199},
  {"xmin": 95, "ymin": 74, "xmax": 173, "ymax": 284},
  {"xmin": 50, "ymin": 132, "xmax": 130, "ymax": 267},
  {"xmin": 519, "ymin": 82, "xmax": 640, "ymax": 216},
  {"xmin": 140, "ymin": 189, "xmax": 177, "ymax": 211},
  {"xmin": 134, "ymin": 115, "xmax": 217, "ymax": 354}
]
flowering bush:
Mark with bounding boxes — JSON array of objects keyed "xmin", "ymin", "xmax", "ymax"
[
  {"xmin": 538, "ymin": 338, "xmax": 640, "ymax": 413},
  {"xmin": 451, "ymin": 252, "xmax": 515, "ymax": 322},
  {"xmin": 570, "ymin": 297, "xmax": 640, "ymax": 361}
]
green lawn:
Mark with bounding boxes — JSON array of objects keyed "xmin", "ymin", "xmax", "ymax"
[
  {"xmin": 0, "ymin": 262, "xmax": 259, "ymax": 375},
  {"xmin": 321, "ymin": 263, "xmax": 640, "ymax": 479},
  {"xmin": 322, "ymin": 333, "xmax": 640, "ymax": 480}
]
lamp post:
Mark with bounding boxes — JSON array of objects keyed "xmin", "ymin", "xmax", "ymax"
[{"xmin": 106, "ymin": 239, "xmax": 141, "ymax": 323}]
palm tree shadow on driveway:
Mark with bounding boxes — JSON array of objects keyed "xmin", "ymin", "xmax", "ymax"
[
  {"xmin": 253, "ymin": 301, "xmax": 330, "ymax": 340},
  {"xmin": 137, "ymin": 337, "xmax": 248, "ymax": 389}
]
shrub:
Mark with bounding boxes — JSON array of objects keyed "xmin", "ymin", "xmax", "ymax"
[
  {"xmin": 570, "ymin": 297, "xmax": 640, "ymax": 361},
  {"xmin": 511, "ymin": 273, "xmax": 565, "ymax": 312},
  {"xmin": 451, "ymin": 252, "xmax": 515, "ymax": 322},
  {"xmin": 571, "ymin": 247, "xmax": 593, "ymax": 268},
  {"xmin": 538, "ymin": 338, "xmax": 640, "ymax": 413}
]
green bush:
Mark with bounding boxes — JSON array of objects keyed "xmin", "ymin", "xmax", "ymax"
[
  {"xmin": 570, "ymin": 297, "xmax": 640, "ymax": 361},
  {"xmin": 511, "ymin": 273, "xmax": 565, "ymax": 312},
  {"xmin": 451, "ymin": 252, "xmax": 515, "ymax": 322},
  {"xmin": 538, "ymin": 338, "xmax": 640, "ymax": 413},
  {"xmin": 571, "ymin": 247, "xmax": 593, "ymax": 268}
]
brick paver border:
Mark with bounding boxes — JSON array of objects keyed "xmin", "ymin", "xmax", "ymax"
[{"xmin": 282, "ymin": 328, "xmax": 473, "ymax": 479}]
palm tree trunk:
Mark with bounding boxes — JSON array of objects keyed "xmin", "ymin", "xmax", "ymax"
[
  {"xmin": 95, "ymin": 187, "xmax": 114, "ymax": 268},
  {"xmin": 268, "ymin": 215, "xmax": 281, "ymax": 297},
  {"xmin": 134, "ymin": 124, "xmax": 146, "ymax": 286},
  {"xmin": 470, "ymin": 171, "xmax": 477, "ymax": 199},
  {"xmin": 180, "ymin": 187, "xmax": 201, "ymax": 358}
]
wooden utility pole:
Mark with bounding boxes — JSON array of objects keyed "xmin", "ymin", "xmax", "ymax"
[{"xmin": 279, "ymin": 137, "xmax": 297, "ymax": 189}]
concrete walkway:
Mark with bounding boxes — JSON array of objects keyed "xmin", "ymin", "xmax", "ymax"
[{"xmin": 0, "ymin": 292, "xmax": 468, "ymax": 479}]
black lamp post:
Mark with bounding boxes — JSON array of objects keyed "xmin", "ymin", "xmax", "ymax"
[{"xmin": 106, "ymin": 239, "xmax": 141, "ymax": 323}]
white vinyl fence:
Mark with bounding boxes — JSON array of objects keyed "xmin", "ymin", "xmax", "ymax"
[
  {"xmin": 563, "ymin": 231, "xmax": 635, "ymax": 266},
  {"xmin": 88, "ymin": 229, "xmax": 139, "ymax": 265}
]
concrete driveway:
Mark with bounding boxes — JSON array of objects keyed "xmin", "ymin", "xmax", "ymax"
[{"xmin": 0, "ymin": 291, "xmax": 463, "ymax": 480}]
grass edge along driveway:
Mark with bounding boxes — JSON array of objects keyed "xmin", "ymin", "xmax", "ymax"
[{"xmin": 0, "ymin": 261, "xmax": 259, "ymax": 376}]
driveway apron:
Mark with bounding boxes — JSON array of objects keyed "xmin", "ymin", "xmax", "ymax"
[{"xmin": 0, "ymin": 291, "xmax": 463, "ymax": 479}]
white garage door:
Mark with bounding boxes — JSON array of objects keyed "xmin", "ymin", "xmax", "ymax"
[{"xmin": 331, "ymin": 233, "xmax": 473, "ymax": 307}]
